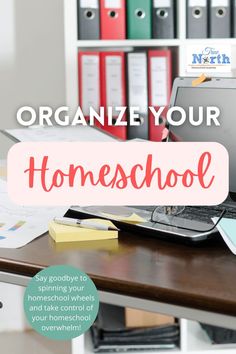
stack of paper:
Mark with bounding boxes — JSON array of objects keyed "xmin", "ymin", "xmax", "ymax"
[
  {"xmin": 0, "ymin": 179, "xmax": 67, "ymax": 248},
  {"xmin": 213, "ymin": 217, "xmax": 236, "ymax": 255}
]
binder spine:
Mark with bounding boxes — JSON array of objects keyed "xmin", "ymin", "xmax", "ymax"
[
  {"xmin": 127, "ymin": 0, "xmax": 152, "ymax": 39},
  {"xmin": 100, "ymin": 52, "xmax": 127, "ymax": 140},
  {"xmin": 209, "ymin": 0, "xmax": 231, "ymax": 38},
  {"xmin": 77, "ymin": 0, "xmax": 100, "ymax": 40},
  {"xmin": 152, "ymin": 0, "xmax": 175, "ymax": 39},
  {"xmin": 233, "ymin": 0, "xmax": 236, "ymax": 37},
  {"xmin": 148, "ymin": 50, "xmax": 172, "ymax": 142},
  {"xmin": 78, "ymin": 52, "xmax": 101, "ymax": 124},
  {"xmin": 100, "ymin": 0, "xmax": 126, "ymax": 39},
  {"xmin": 127, "ymin": 52, "xmax": 149, "ymax": 140},
  {"xmin": 187, "ymin": 0, "xmax": 208, "ymax": 39}
]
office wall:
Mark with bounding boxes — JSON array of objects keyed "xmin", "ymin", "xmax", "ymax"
[
  {"xmin": 0, "ymin": 0, "xmax": 66, "ymax": 157},
  {"xmin": 0, "ymin": 0, "xmax": 65, "ymax": 331}
]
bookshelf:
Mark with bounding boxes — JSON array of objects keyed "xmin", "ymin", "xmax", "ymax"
[
  {"xmin": 76, "ymin": 39, "xmax": 182, "ymax": 47},
  {"xmin": 63, "ymin": 1, "xmax": 236, "ymax": 353},
  {"xmin": 63, "ymin": 0, "xmax": 236, "ymax": 114}
]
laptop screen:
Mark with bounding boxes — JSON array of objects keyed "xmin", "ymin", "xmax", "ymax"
[{"xmin": 171, "ymin": 85, "xmax": 236, "ymax": 195}]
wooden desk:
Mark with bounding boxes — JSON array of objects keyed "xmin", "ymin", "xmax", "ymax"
[{"xmin": 0, "ymin": 230, "xmax": 236, "ymax": 329}]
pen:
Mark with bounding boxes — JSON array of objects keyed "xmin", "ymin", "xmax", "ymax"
[{"xmin": 54, "ymin": 217, "xmax": 120, "ymax": 231}]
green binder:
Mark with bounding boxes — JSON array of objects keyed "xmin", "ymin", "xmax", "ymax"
[{"xmin": 127, "ymin": 0, "xmax": 152, "ymax": 39}]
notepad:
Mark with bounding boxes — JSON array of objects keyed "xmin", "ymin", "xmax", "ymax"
[
  {"xmin": 212, "ymin": 217, "xmax": 236, "ymax": 255},
  {"xmin": 53, "ymin": 239, "xmax": 119, "ymax": 252},
  {"xmin": 49, "ymin": 219, "xmax": 118, "ymax": 243}
]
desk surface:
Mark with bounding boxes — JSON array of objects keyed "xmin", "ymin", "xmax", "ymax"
[{"xmin": 0, "ymin": 231, "xmax": 236, "ymax": 317}]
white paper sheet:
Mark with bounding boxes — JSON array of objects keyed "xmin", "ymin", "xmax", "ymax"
[
  {"xmin": 211, "ymin": 0, "xmax": 229, "ymax": 7},
  {"xmin": 189, "ymin": 0, "xmax": 207, "ymax": 6},
  {"xmin": 0, "ymin": 179, "xmax": 67, "ymax": 248},
  {"xmin": 105, "ymin": 0, "xmax": 121, "ymax": 8},
  {"xmin": 80, "ymin": 0, "xmax": 99, "ymax": 9},
  {"xmin": 150, "ymin": 57, "xmax": 168, "ymax": 106},
  {"xmin": 5, "ymin": 126, "xmax": 117, "ymax": 143},
  {"xmin": 154, "ymin": 0, "xmax": 171, "ymax": 8},
  {"xmin": 82, "ymin": 55, "xmax": 100, "ymax": 116},
  {"xmin": 128, "ymin": 53, "xmax": 148, "ymax": 114},
  {"xmin": 106, "ymin": 56, "xmax": 123, "ymax": 114}
]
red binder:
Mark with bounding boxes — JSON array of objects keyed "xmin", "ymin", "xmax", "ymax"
[
  {"xmin": 100, "ymin": 0, "xmax": 126, "ymax": 40},
  {"xmin": 148, "ymin": 50, "xmax": 172, "ymax": 142},
  {"xmin": 100, "ymin": 52, "xmax": 127, "ymax": 140},
  {"xmin": 78, "ymin": 52, "xmax": 101, "ymax": 126}
]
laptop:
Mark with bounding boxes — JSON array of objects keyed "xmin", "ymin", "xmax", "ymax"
[{"xmin": 70, "ymin": 77, "xmax": 236, "ymax": 243}]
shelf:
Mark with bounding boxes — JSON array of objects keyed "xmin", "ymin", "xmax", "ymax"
[
  {"xmin": 85, "ymin": 332, "xmax": 180, "ymax": 354},
  {"xmin": 76, "ymin": 39, "xmax": 181, "ymax": 48},
  {"xmin": 184, "ymin": 38, "xmax": 236, "ymax": 45},
  {"xmin": 76, "ymin": 38, "xmax": 236, "ymax": 49}
]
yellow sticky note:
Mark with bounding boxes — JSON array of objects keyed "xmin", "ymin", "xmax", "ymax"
[
  {"xmin": 102, "ymin": 212, "xmax": 146, "ymax": 224},
  {"xmin": 49, "ymin": 219, "xmax": 118, "ymax": 243},
  {"xmin": 192, "ymin": 74, "xmax": 208, "ymax": 87}
]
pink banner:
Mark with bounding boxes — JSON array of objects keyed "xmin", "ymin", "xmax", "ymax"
[{"xmin": 7, "ymin": 142, "xmax": 229, "ymax": 206}]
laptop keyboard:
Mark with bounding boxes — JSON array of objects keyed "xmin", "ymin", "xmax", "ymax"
[
  {"xmin": 179, "ymin": 206, "xmax": 235, "ymax": 224},
  {"xmin": 132, "ymin": 204, "xmax": 236, "ymax": 225}
]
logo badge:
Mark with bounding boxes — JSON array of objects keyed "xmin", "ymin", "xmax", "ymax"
[{"xmin": 187, "ymin": 45, "xmax": 231, "ymax": 73}]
